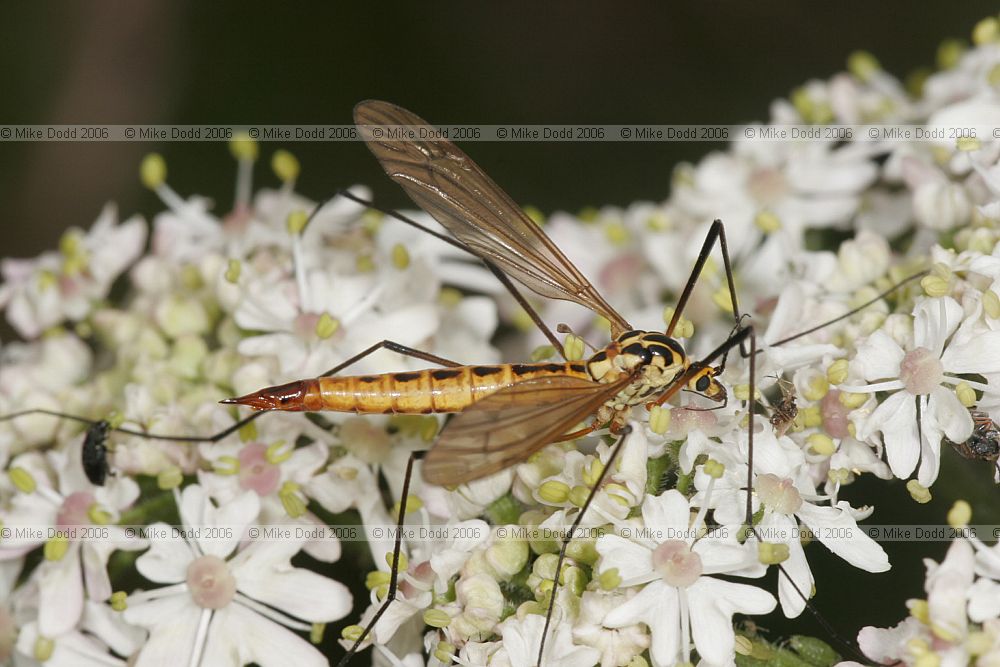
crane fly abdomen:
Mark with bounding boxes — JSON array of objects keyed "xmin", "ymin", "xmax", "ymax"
[{"xmin": 224, "ymin": 362, "xmax": 591, "ymax": 414}]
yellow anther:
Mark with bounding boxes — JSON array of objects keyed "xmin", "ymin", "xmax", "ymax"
[
  {"xmin": 355, "ymin": 255, "xmax": 375, "ymax": 273},
  {"xmin": 271, "ymin": 149, "xmax": 300, "ymax": 182},
  {"xmin": 265, "ymin": 440, "xmax": 292, "ymax": 464},
  {"xmin": 955, "ymin": 382, "xmax": 976, "ymax": 408},
  {"xmin": 104, "ymin": 411, "xmax": 126, "ymax": 431},
  {"xmin": 754, "ymin": 210, "xmax": 781, "ymax": 233},
  {"xmin": 33, "ymin": 636, "xmax": 55, "ymax": 662},
  {"xmin": 956, "ymin": 136, "xmax": 982, "ymax": 152},
  {"xmin": 310, "ymin": 622, "xmax": 325, "ymax": 644},
  {"xmin": 286, "ymin": 210, "xmax": 309, "ymax": 235},
  {"xmin": 807, "ymin": 433, "xmax": 836, "ymax": 456},
  {"xmin": 907, "ymin": 480, "xmax": 932, "ymax": 504},
  {"xmin": 847, "ymin": 421, "xmax": 857, "ymax": 438},
  {"xmin": 914, "ymin": 652, "xmax": 941, "ymax": 667},
  {"xmin": 392, "ymin": 494, "xmax": 423, "ymax": 516},
  {"xmin": 10, "ymin": 467, "xmax": 36, "ymax": 493},
  {"xmin": 212, "ymin": 456, "xmax": 240, "ymax": 475},
  {"xmin": 531, "ymin": 344, "xmax": 557, "ymax": 361},
  {"xmin": 907, "ymin": 635, "xmax": 931, "ymax": 653},
  {"xmin": 224, "ymin": 259, "xmax": 242, "ymax": 284},
  {"xmin": 703, "ymin": 458, "xmax": 725, "ymax": 479},
  {"xmin": 563, "ymin": 334, "xmax": 586, "ymax": 361},
  {"xmin": 989, "ymin": 64, "xmax": 1000, "ymax": 88},
  {"xmin": 627, "ymin": 657, "xmax": 650, "ymax": 667},
  {"xmin": 239, "ymin": 420, "xmax": 259, "ymax": 443},
  {"xmin": 966, "ymin": 631, "xmax": 992, "ymax": 656},
  {"xmin": 712, "ymin": 285, "xmax": 735, "ymax": 314},
  {"xmin": 420, "ymin": 417, "xmax": 439, "ymax": 442},
  {"xmin": 434, "ymin": 641, "xmax": 457, "ymax": 663},
  {"xmin": 157, "ymin": 466, "xmax": 183, "ymax": 490},
  {"xmin": 662, "ymin": 307, "xmax": 694, "ymax": 338},
  {"xmin": 604, "ymin": 222, "xmax": 630, "ymax": 247},
  {"xmin": 88, "ymin": 504, "xmax": 112, "ymax": 525},
  {"xmin": 800, "ymin": 405, "xmax": 822, "ymax": 428},
  {"xmin": 838, "ymin": 391, "xmax": 868, "ymax": 409},
  {"xmin": 569, "ymin": 485, "xmax": 591, "ymax": 508},
  {"xmin": 315, "ymin": 313, "xmax": 340, "ymax": 340},
  {"xmin": 599, "ymin": 567, "xmax": 621, "ymax": 590},
  {"xmin": 605, "ymin": 483, "xmax": 631, "ymax": 507},
  {"xmin": 391, "ymin": 243, "xmax": 410, "ymax": 269},
  {"xmin": 423, "ymin": 609, "xmax": 451, "ymax": 628},
  {"xmin": 538, "ymin": 480, "xmax": 571, "ymax": 504},
  {"xmin": 827, "ymin": 359, "xmax": 849, "ymax": 385},
  {"xmin": 385, "ymin": 550, "xmax": 409, "ymax": 572},
  {"xmin": 948, "ymin": 500, "xmax": 972, "ymax": 528},
  {"xmin": 848, "ymin": 50, "xmax": 881, "ymax": 82},
  {"xmin": 578, "ymin": 206, "xmax": 599, "ymax": 222},
  {"xmin": 758, "ymin": 542, "xmax": 789, "ymax": 565},
  {"xmin": 438, "ymin": 287, "xmax": 463, "ymax": 307},
  {"xmin": 365, "ymin": 569, "xmax": 390, "ymax": 591},
  {"xmin": 802, "ymin": 376, "xmax": 829, "ymax": 402},
  {"xmin": 735, "ymin": 635, "xmax": 754, "ymax": 656},
  {"xmin": 229, "ymin": 134, "xmax": 259, "ymax": 162},
  {"xmin": 583, "ymin": 458, "xmax": 605, "ymax": 487},
  {"xmin": 972, "ymin": 16, "xmax": 1000, "ymax": 45},
  {"xmin": 279, "ymin": 481, "xmax": 306, "ymax": 518},
  {"xmin": 140, "ymin": 153, "xmax": 167, "ymax": 189},
  {"xmin": 524, "ymin": 205, "xmax": 546, "ymax": 226},
  {"xmin": 906, "ymin": 67, "xmax": 931, "ymax": 97},
  {"xmin": 110, "ymin": 591, "xmax": 128, "ymax": 612},
  {"xmin": 341, "ymin": 625, "xmax": 365, "ymax": 642},
  {"xmin": 44, "ymin": 534, "xmax": 70, "ymax": 561},
  {"xmin": 733, "ymin": 384, "xmax": 760, "ymax": 401},
  {"xmin": 936, "ymin": 38, "xmax": 966, "ymax": 70},
  {"xmin": 512, "ymin": 307, "xmax": 534, "ymax": 332},
  {"xmin": 984, "ymin": 290, "xmax": 1000, "ymax": 319},
  {"xmin": 649, "ymin": 405, "xmax": 671, "ymax": 434},
  {"xmin": 828, "ymin": 468, "xmax": 851, "ymax": 484},
  {"xmin": 646, "ymin": 211, "xmax": 670, "ymax": 231}
]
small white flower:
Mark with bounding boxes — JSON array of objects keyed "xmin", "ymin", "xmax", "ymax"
[
  {"xmin": 844, "ymin": 296, "xmax": 1000, "ymax": 484},
  {"xmin": 0, "ymin": 203, "xmax": 146, "ymax": 339},
  {"xmin": 124, "ymin": 485, "xmax": 350, "ymax": 667},
  {"xmin": 595, "ymin": 490, "xmax": 774, "ymax": 666}
]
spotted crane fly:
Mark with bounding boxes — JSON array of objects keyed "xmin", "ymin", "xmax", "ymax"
[{"xmin": 0, "ymin": 100, "xmax": 931, "ymax": 666}]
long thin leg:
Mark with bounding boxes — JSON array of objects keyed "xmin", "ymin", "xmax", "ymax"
[
  {"xmin": 337, "ymin": 450, "xmax": 425, "ymax": 667},
  {"xmin": 536, "ymin": 425, "xmax": 633, "ymax": 667},
  {"xmin": 336, "ymin": 190, "xmax": 566, "ymax": 358},
  {"xmin": 667, "ymin": 220, "xmax": 743, "ymax": 346},
  {"xmin": 0, "ymin": 340, "xmax": 461, "ymax": 444},
  {"xmin": 740, "ymin": 324, "xmax": 872, "ymax": 664}
]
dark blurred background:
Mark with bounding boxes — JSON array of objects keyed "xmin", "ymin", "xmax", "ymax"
[{"xmin": 2, "ymin": 1, "xmax": 998, "ymax": 659}]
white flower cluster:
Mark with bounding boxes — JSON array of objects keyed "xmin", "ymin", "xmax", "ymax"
[
  {"xmin": 838, "ymin": 503, "xmax": 1000, "ymax": 666},
  {"xmin": 3, "ymin": 15, "xmax": 1000, "ymax": 667}
]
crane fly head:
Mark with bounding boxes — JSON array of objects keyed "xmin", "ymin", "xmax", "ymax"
[{"xmin": 686, "ymin": 362, "xmax": 726, "ymax": 402}]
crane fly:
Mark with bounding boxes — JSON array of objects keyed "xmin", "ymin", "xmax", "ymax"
[
  {"xmin": 0, "ymin": 101, "xmax": 933, "ymax": 666},
  {"xmin": 224, "ymin": 101, "xmax": 735, "ymax": 491}
]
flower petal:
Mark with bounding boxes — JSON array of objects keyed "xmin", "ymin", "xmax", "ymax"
[
  {"xmin": 687, "ymin": 577, "xmax": 776, "ymax": 664},
  {"xmin": 797, "ymin": 502, "xmax": 890, "ymax": 572},
  {"xmin": 232, "ymin": 541, "xmax": 352, "ymax": 623}
]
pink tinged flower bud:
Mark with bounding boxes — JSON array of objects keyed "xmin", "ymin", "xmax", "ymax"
[
  {"xmin": 186, "ymin": 555, "xmax": 237, "ymax": 609},
  {"xmin": 820, "ymin": 390, "xmax": 850, "ymax": 439},
  {"xmin": 755, "ymin": 473, "xmax": 803, "ymax": 514},
  {"xmin": 56, "ymin": 491, "xmax": 96, "ymax": 529},
  {"xmin": 651, "ymin": 540, "xmax": 703, "ymax": 588},
  {"xmin": 899, "ymin": 347, "xmax": 944, "ymax": 396},
  {"xmin": 237, "ymin": 443, "xmax": 281, "ymax": 495}
]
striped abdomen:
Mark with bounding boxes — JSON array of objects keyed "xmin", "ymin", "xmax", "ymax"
[{"xmin": 224, "ymin": 362, "xmax": 590, "ymax": 414}]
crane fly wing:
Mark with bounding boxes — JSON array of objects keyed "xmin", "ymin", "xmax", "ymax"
[
  {"xmin": 422, "ymin": 374, "xmax": 632, "ymax": 486},
  {"xmin": 354, "ymin": 100, "xmax": 632, "ymax": 337}
]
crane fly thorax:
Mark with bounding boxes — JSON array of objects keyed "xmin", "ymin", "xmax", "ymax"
[{"xmin": 587, "ymin": 330, "xmax": 688, "ymax": 405}]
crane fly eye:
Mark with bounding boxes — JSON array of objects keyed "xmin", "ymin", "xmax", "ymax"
[{"xmin": 695, "ymin": 375, "xmax": 711, "ymax": 392}]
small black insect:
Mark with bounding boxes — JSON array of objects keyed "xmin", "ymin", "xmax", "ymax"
[
  {"xmin": 769, "ymin": 377, "xmax": 798, "ymax": 438},
  {"xmin": 946, "ymin": 410, "xmax": 1000, "ymax": 476},
  {"xmin": 81, "ymin": 420, "xmax": 112, "ymax": 486}
]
